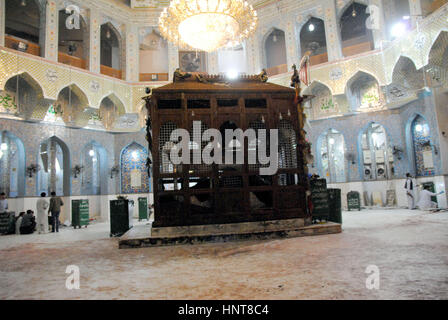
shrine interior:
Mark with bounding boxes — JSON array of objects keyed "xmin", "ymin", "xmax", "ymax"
[{"xmin": 0, "ymin": 0, "xmax": 447, "ymax": 301}]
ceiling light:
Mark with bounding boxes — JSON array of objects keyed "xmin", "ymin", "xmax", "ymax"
[
  {"xmin": 132, "ymin": 151, "xmax": 139, "ymax": 159},
  {"xmin": 415, "ymin": 124, "xmax": 423, "ymax": 132},
  {"xmin": 403, "ymin": 15, "xmax": 411, "ymax": 20},
  {"xmin": 309, "ymin": 23, "xmax": 315, "ymax": 32},
  {"xmin": 273, "ymin": 34, "xmax": 278, "ymax": 42},
  {"xmin": 391, "ymin": 22, "xmax": 407, "ymax": 38},
  {"xmin": 227, "ymin": 70, "xmax": 238, "ymax": 79},
  {"xmin": 329, "ymin": 138, "xmax": 335, "ymax": 145},
  {"xmin": 352, "ymin": 6, "xmax": 357, "ymax": 17},
  {"xmin": 159, "ymin": 0, "xmax": 258, "ymax": 52},
  {"xmin": 89, "ymin": 150, "xmax": 95, "ymax": 157},
  {"xmin": 106, "ymin": 30, "xmax": 111, "ymax": 39},
  {"xmin": 1, "ymin": 143, "xmax": 7, "ymax": 151},
  {"xmin": 20, "ymin": 0, "xmax": 26, "ymax": 6}
]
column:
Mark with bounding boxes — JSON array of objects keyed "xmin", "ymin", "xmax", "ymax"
[
  {"xmin": 409, "ymin": 0, "xmax": 423, "ymax": 29},
  {"xmin": 125, "ymin": 24, "xmax": 139, "ymax": 82},
  {"xmin": 245, "ymin": 36, "xmax": 261, "ymax": 74},
  {"xmin": 369, "ymin": 0, "xmax": 387, "ymax": 49},
  {"xmin": 167, "ymin": 42, "xmax": 179, "ymax": 78},
  {"xmin": 322, "ymin": 0, "xmax": 343, "ymax": 61},
  {"xmin": 0, "ymin": 0, "xmax": 5, "ymax": 47},
  {"xmin": 89, "ymin": 8, "xmax": 101, "ymax": 74},
  {"xmin": 284, "ymin": 18, "xmax": 299, "ymax": 67},
  {"xmin": 207, "ymin": 51, "xmax": 219, "ymax": 74},
  {"xmin": 44, "ymin": 1, "xmax": 58, "ymax": 61}
]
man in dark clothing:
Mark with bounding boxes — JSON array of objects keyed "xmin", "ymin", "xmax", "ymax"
[
  {"xmin": 20, "ymin": 210, "xmax": 36, "ymax": 234},
  {"xmin": 49, "ymin": 192, "xmax": 64, "ymax": 233}
]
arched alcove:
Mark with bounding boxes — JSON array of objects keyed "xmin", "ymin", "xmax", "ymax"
[
  {"xmin": 81, "ymin": 141, "xmax": 108, "ymax": 195},
  {"xmin": 100, "ymin": 22, "xmax": 123, "ymax": 79},
  {"xmin": 427, "ymin": 31, "xmax": 448, "ymax": 87},
  {"xmin": 55, "ymin": 84, "xmax": 89, "ymax": 125},
  {"xmin": 37, "ymin": 136, "xmax": 71, "ymax": 196},
  {"xmin": 3, "ymin": 72, "xmax": 47, "ymax": 119},
  {"xmin": 139, "ymin": 29, "xmax": 169, "ymax": 81},
  {"xmin": 304, "ymin": 81, "xmax": 335, "ymax": 118},
  {"xmin": 346, "ymin": 71, "xmax": 383, "ymax": 111},
  {"xmin": 318, "ymin": 129, "xmax": 346, "ymax": 183},
  {"xmin": 5, "ymin": 0, "xmax": 43, "ymax": 56},
  {"xmin": 359, "ymin": 122, "xmax": 394, "ymax": 181},
  {"xmin": 120, "ymin": 142, "xmax": 149, "ymax": 194},
  {"xmin": 0, "ymin": 131, "xmax": 26, "ymax": 197},
  {"xmin": 264, "ymin": 28, "xmax": 287, "ymax": 75},
  {"xmin": 99, "ymin": 93, "xmax": 126, "ymax": 130},
  {"xmin": 408, "ymin": 115, "xmax": 435, "ymax": 177},
  {"xmin": 392, "ymin": 56, "xmax": 425, "ymax": 91},
  {"xmin": 300, "ymin": 17, "xmax": 328, "ymax": 65},
  {"xmin": 58, "ymin": 9, "xmax": 89, "ymax": 69},
  {"xmin": 340, "ymin": 2, "xmax": 374, "ymax": 57}
]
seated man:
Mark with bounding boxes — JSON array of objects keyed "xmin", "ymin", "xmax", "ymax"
[
  {"xmin": 417, "ymin": 186, "xmax": 445, "ymax": 210},
  {"xmin": 20, "ymin": 210, "xmax": 36, "ymax": 235}
]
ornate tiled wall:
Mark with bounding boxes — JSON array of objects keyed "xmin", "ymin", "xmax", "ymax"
[{"xmin": 120, "ymin": 142, "xmax": 149, "ymax": 194}]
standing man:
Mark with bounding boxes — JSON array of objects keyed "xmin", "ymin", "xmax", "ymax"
[
  {"xmin": 48, "ymin": 191, "xmax": 64, "ymax": 233},
  {"xmin": 36, "ymin": 192, "xmax": 49, "ymax": 234},
  {"xmin": 0, "ymin": 192, "xmax": 8, "ymax": 214},
  {"xmin": 405, "ymin": 173, "xmax": 415, "ymax": 210}
]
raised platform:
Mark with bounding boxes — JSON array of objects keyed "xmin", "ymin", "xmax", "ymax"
[{"xmin": 118, "ymin": 219, "xmax": 342, "ymax": 249}]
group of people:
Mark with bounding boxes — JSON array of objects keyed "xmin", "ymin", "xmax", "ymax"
[
  {"xmin": 404, "ymin": 173, "xmax": 445, "ymax": 210},
  {"xmin": 0, "ymin": 192, "xmax": 64, "ymax": 235}
]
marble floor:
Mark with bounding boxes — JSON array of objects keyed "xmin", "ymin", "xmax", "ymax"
[{"xmin": 0, "ymin": 209, "xmax": 447, "ymax": 300}]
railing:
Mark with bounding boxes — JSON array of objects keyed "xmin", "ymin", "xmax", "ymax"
[
  {"xmin": 139, "ymin": 73, "xmax": 169, "ymax": 81},
  {"xmin": 4, "ymin": 35, "xmax": 40, "ymax": 57},
  {"xmin": 309, "ymin": 52, "xmax": 328, "ymax": 66},
  {"xmin": 342, "ymin": 41, "xmax": 374, "ymax": 57},
  {"xmin": 100, "ymin": 65, "xmax": 122, "ymax": 79},
  {"xmin": 58, "ymin": 52, "xmax": 87, "ymax": 70},
  {"xmin": 266, "ymin": 64, "xmax": 288, "ymax": 77}
]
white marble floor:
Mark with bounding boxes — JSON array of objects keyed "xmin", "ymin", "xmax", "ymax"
[{"xmin": 0, "ymin": 209, "xmax": 447, "ymax": 300}]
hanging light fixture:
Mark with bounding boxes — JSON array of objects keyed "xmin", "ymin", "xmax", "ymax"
[
  {"xmin": 106, "ymin": 29, "xmax": 111, "ymax": 39},
  {"xmin": 20, "ymin": 0, "xmax": 27, "ymax": 7},
  {"xmin": 352, "ymin": 4, "xmax": 357, "ymax": 17},
  {"xmin": 159, "ymin": 0, "xmax": 258, "ymax": 52},
  {"xmin": 308, "ymin": 23, "xmax": 315, "ymax": 32}
]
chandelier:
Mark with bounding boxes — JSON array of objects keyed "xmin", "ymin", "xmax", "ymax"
[{"xmin": 158, "ymin": 0, "xmax": 258, "ymax": 52}]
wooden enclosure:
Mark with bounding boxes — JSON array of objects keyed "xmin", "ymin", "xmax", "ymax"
[{"xmin": 148, "ymin": 75, "xmax": 310, "ymax": 228}]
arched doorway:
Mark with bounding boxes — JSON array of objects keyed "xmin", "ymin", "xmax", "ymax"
[
  {"xmin": 300, "ymin": 17, "xmax": 328, "ymax": 65},
  {"xmin": 139, "ymin": 29, "xmax": 169, "ymax": 81},
  {"xmin": 37, "ymin": 136, "xmax": 71, "ymax": 196},
  {"xmin": 5, "ymin": 0, "xmax": 42, "ymax": 56},
  {"xmin": 264, "ymin": 28, "xmax": 287, "ymax": 76},
  {"xmin": 58, "ymin": 9, "xmax": 89, "ymax": 69},
  {"xmin": 81, "ymin": 142, "xmax": 108, "ymax": 195},
  {"xmin": 120, "ymin": 142, "xmax": 149, "ymax": 194},
  {"xmin": 360, "ymin": 123, "xmax": 394, "ymax": 180},
  {"xmin": 0, "ymin": 131, "xmax": 25, "ymax": 197},
  {"xmin": 318, "ymin": 129, "xmax": 346, "ymax": 183},
  {"xmin": 410, "ymin": 115, "xmax": 434, "ymax": 177},
  {"xmin": 340, "ymin": 2, "xmax": 374, "ymax": 57},
  {"xmin": 100, "ymin": 23, "xmax": 123, "ymax": 79}
]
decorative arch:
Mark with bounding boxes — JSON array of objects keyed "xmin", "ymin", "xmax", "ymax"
[
  {"xmin": 346, "ymin": 71, "xmax": 383, "ymax": 111},
  {"xmin": 263, "ymin": 27, "xmax": 287, "ymax": 74},
  {"xmin": 2, "ymin": 72, "xmax": 48, "ymax": 119},
  {"xmin": 99, "ymin": 93, "xmax": 126, "ymax": 130},
  {"xmin": 80, "ymin": 141, "xmax": 108, "ymax": 195},
  {"xmin": 55, "ymin": 84, "xmax": 90, "ymax": 125},
  {"xmin": 120, "ymin": 142, "xmax": 149, "ymax": 194},
  {"xmin": 0, "ymin": 131, "xmax": 26, "ymax": 197},
  {"xmin": 100, "ymin": 22, "xmax": 123, "ymax": 79},
  {"xmin": 303, "ymin": 81, "xmax": 335, "ymax": 118},
  {"xmin": 5, "ymin": 0, "xmax": 44, "ymax": 56},
  {"xmin": 339, "ymin": 1, "xmax": 374, "ymax": 57},
  {"xmin": 427, "ymin": 31, "xmax": 448, "ymax": 87},
  {"xmin": 391, "ymin": 56, "xmax": 425, "ymax": 92},
  {"xmin": 58, "ymin": 8, "xmax": 89, "ymax": 69},
  {"xmin": 405, "ymin": 114, "xmax": 435, "ymax": 177},
  {"xmin": 357, "ymin": 122, "xmax": 394, "ymax": 181},
  {"xmin": 139, "ymin": 28, "xmax": 169, "ymax": 76},
  {"xmin": 316, "ymin": 128, "xmax": 346, "ymax": 183},
  {"xmin": 37, "ymin": 136, "xmax": 71, "ymax": 196},
  {"xmin": 299, "ymin": 17, "xmax": 328, "ymax": 65}
]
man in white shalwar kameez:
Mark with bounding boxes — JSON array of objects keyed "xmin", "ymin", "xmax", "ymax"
[
  {"xmin": 36, "ymin": 192, "xmax": 49, "ymax": 234},
  {"xmin": 417, "ymin": 186, "xmax": 444, "ymax": 210},
  {"xmin": 404, "ymin": 173, "xmax": 416, "ymax": 210}
]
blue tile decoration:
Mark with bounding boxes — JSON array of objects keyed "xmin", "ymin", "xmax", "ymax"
[{"xmin": 120, "ymin": 142, "xmax": 150, "ymax": 194}]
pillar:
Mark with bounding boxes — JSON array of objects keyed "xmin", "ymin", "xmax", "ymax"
[
  {"xmin": 167, "ymin": 43, "xmax": 179, "ymax": 78},
  {"xmin": 409, "ymin": 0, "xmax": 424, "ymax": 29},
  {"xmin": 89, "ymin": 9, "xmax": 101, "ymax": 74},
  {"xmin": 44, "ymin": 1, "xmax": 58, "ymax": 61},
  {"xmin": 369, "ymin": 0, "xmax": 387, "ymax": 49},
  {"xmin": 0, "ymin": 0, "xmax": 5, "ymax": 47},
  {"xmin": 323, "ymin": 0, "xmax": 343, "ymax": 61},
  {"xmin": 125, "ymin": 24, "xmax": 139, "ymax": 82}
]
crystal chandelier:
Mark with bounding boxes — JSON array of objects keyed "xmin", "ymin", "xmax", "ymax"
[{"xmin": 158, "ymin": 0, "xmax": 258, "ymax": 52}]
